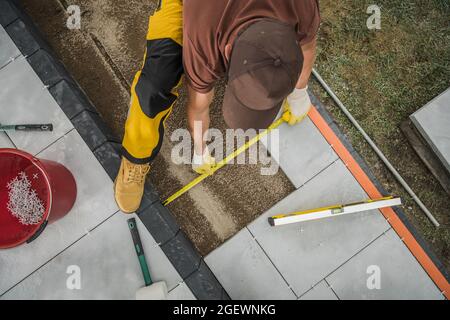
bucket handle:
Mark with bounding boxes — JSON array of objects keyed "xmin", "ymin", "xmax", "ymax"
[{"xmin": 27, "ymin": 220, "xmax": 48, "ymax": 244}]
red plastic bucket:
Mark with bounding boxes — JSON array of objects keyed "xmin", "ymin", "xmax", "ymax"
[{"xmin": 0, "ymin": 148, "xmax": 77, "ymax": 249}]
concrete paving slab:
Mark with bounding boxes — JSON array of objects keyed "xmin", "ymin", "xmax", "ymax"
[
  {"xmin": 205, "ymin": 229, "xmax": 296, "ymax": 300},
  {"xmin": 411, "ymin": 88, "xmax": 450, "ymax": 173},
  {"xmin": 1, "ymin": 213, "xmax": 182, "ymax": 300},
  {"xmin": 326, "ymin": 229, "xmax": 443, "ymax": 300},
  {"xmin": 299, "ymin": 280, "xmax": 338, "ymax": 300},
  {"xmin": 248, "ymin": 160, "xmax": 391, "ymax": 296},
  {"xmin": 261, "ymin": 117, "xmax": 338, "ymax": 188},
  {"xmin": 0, "ymin": 132, "xmax": 14, "ymax": 148},
  {"xmin": 168, "ymin": 282, "xmax": 197, "ymax": 301},
  {"xmin": 0, "ymin": 25, "xmax": 20, "ymax": 69},
  {"xmin": 0, "ymin": 129, "xmax": 119, "ymax": 295},
  {"xmin": 0, "ymin": 57, "xmax": 73, "ymax": 155}
]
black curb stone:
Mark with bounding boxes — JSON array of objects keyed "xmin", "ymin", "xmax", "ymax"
[
  {"xmin": 93, "ymin": 141, "xmax": 122, "ymax": 180},
  {"xmin": 5, "ymin": 19, "xmax": 49, "ymax": 56},
  {"xmin": 1, "ymin": 0, "xmax": 230, "ymax": 299},
  {"xmin": 161, "ymin": 231, "xmax": 202, "ymax": 279},
  {"xmin": 49, "ymin": 80, "xmax": 98, "ymax": 120},
  {"xmin": 137, "ymin": 202, "xmax": 180, "ymax": 245},
  {"xmin": 139, "ymin": 180, "xmax": 162, "ymax": 209},
  {"xmin": 27, "ymin": 49, "xmax": 75, "ymax": 87},
  {"xmin": 0, "ymin": 0, "xmax": 18, "ymax": 27},
  {"xmin": 185, "ymin": 260, "xmax": 230, "ymax": 300},
  {"xmin": 72, "ymin": 110, "xmax": 119, "ymax": 151},
  {"xmin": 309, "ymin": 89, "xmax": 334, "ymax": 125}
]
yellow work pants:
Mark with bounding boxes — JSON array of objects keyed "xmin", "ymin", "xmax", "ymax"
[{"xmin": 122, "ymin": 0, "xmax": 183, "ymax": 164}]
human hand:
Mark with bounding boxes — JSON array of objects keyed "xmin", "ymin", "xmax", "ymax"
[
  {"xmin": 192, "ymin": 148, "xmax": 216, "ymax": 175},
  {"xmin": 283, "ymin": 87, "xmax": 312, "ymax": 126}
]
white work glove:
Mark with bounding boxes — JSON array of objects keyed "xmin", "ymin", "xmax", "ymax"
[
  {"xmin": 283, "ymin": 86, "xmax": 312, "ymax": 126},
  {"xmin": 192, "ymin": 147, "xmax": 216, "ymax": 175}
]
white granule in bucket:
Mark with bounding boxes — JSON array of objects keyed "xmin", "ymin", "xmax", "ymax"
[{"xmin": 7, "ymin": 172, "xmax": 45, "ymax": 225}]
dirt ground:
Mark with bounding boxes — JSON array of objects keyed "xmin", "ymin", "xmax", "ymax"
[
  {"xmin": 19, "ymin": 0, "xmax": 294, "ymax": 255},
  {"xmin": 20, "ymin": 0, "xmax": 449, "ymax": 270}
]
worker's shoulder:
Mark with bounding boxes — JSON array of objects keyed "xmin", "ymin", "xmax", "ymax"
[
  {"xmin": 183, "ymin": 0, "xmax": 225, "ymax": 22},
  {"xmin": 183, "ymin": 0, "xmax": 224, "ymax": 45},
  {"xmin": 185, "ymin": 0, "xmax": 237, "ymax": 22}
]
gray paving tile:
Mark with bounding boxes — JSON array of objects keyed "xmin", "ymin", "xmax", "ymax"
[
  {"xmin": 0, "ymin": 25, "xmax": 20, "ymax": 69},
  {"xmin": 0, "ymin": 57, "xmax": 73, "ymax": 155},
  {"xmin": 411, "ymin": 88, "xmax": 450, "ymax": 173},
  {"xmin": 248, "ymin": 160, "xmax": 391, "ymax": 296},
  {"xmin": 299, "ymin": 281, "xmax": 338, "ymax": 300},
  {"xmin": 261, "ymin": 117, "xmax": 338, "ymax": 188},
  {"xmin": 1, "ymin": 213, "xmax": 182, "ymax": 300},
  {"xmin": 168, "ymin": 282, "xmax": 197, "ymax": 301},
  {"xmin": 0, "ymin": 132, "xmax": 14, "ymax": 148},
  {"xmin": 326, "ymin": 229, "xmax": 444, "ymax": 300},
  {"xmin": 0, "ymin": 130, "xmax": 119, "ymax": 294},
  {"xmin": 205, "ymin": 229, "xmax": 296, "ymax": 300}
]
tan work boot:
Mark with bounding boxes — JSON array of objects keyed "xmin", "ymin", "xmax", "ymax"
[{"xmin": 114, "ymin": 157, "xmax": 150, "ymax": 214}]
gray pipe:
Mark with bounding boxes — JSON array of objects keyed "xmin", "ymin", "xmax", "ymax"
[{"xmin": 312, "ymin": 69, "xmax": 440, "ymax": 227}]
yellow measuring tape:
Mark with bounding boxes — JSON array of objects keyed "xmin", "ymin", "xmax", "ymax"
[{"xmin": 163, "ymin": 112, "xmax": 290, "ymax": 206}]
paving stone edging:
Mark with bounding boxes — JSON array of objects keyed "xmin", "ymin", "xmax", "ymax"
[{"xmin": 0, "ymin": 0, "xmax": 229, "ymax": 300}]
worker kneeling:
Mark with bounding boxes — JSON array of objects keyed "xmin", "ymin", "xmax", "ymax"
[{"xmin": 115, "ymin": 0, "xmax": 320, "ymax": 213}]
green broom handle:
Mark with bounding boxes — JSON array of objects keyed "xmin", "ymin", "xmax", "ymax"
[{"xmin": 128, "ymin": 218, "xmax": 152, "ymax": 286}]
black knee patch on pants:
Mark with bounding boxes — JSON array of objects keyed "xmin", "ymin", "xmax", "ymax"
[{"xmin": 135, "ymin": 38, "xmax": 183, "ymax": 119}]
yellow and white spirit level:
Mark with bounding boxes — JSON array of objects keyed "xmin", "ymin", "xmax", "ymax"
[{"xmin": 268, "ymin": 196, "xmax": 402, "ymax": 227}]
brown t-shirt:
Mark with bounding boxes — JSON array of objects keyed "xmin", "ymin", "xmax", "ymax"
[{"xmin": 183, "ymin": 0, "xmax": 320, "ymax": 93}]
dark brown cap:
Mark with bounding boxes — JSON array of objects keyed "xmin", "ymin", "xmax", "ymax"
[{"xmin": 223, "ymin": 19, "xmax": 303, "ymax": 130}]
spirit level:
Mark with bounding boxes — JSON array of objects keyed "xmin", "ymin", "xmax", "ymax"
[{"xmin": 268, "ymin": 196, "xmax": 402, "ymax": 227}]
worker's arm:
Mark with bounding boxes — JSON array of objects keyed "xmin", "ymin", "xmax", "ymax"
[
  {"xmin": 187, "ymin": 85, "xmax": 214, "ymax": 155},
  {"xmin": 296, "ymin": 36, "xmax": 317, "ymax": 89},
  {"xmin": 284, "ymin": 36, "xmax": 317, "ymax": 126}
]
